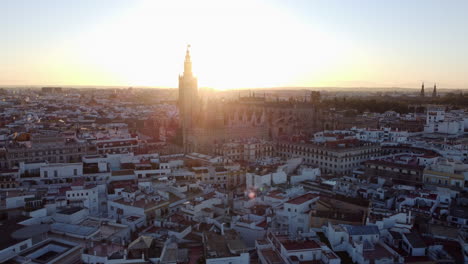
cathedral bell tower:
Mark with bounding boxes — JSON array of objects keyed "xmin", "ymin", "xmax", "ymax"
[
  {"xmin": 420, "ymin": 82, "xmax": 425, "ymax": 97},
  {"xmin": 178, "ymin": 45, "xmax": 199, "ymax": 152}
]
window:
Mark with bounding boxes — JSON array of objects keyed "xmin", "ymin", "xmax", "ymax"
[
  {"xmin": 54, "ymin": 170, "xmax": 58, "ymax": 177},
  {"xmin": 74, "ymin": 169, "xmax": 77, "ymax": 176},
  {"xmin": 44, "ymin": 171, "xmax": 48, "ymax": 178}
]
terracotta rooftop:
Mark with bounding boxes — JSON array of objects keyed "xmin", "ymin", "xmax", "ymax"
[
  {"xmin": 260, "ymin": 249, "xmax": 283, "ymax": 264},
  {"xmin": 282, "ymin": 240, "xmax": 321, "ymax": 251},
  {"xmin": 286, "ymin": 193, "xmax": 319, "ymax": 205}
]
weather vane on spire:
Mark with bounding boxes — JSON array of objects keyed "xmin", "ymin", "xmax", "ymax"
[{"xmin": 185, "ymin": 44, "xmax": 191, "ymax": 58}]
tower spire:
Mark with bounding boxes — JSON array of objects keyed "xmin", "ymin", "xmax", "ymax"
[
  {"xmin": 420, "ymin": 82, "xmax": 425, "ymax": 97},
  {"xmin": 432, "ymin": 83, "xmax": 437, "ymax": 97},
  {"xmin": 184, "ymin": 44, "xmax": 192, "ymax": 75}
]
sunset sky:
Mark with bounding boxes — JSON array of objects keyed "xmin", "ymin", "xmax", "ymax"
[{"xmin": 2, "ymin": 0, "xmax": 468, "ymax": 89}]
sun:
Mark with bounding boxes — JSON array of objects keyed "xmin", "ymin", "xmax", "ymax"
[{"xmin": 68, "ymin": 0, "xmax": 352, "ymax": 89}]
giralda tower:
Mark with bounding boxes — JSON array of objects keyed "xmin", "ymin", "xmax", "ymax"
[{"xmin": 178, "ymin": 45, "xmax": 198, "ymax": 152}]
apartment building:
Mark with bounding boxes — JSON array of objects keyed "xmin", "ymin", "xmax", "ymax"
[
  {"xmin": 1, "ymin": 137, "xmax": 95, "ymax": 169},
  {"xmin": 277, "ymin": 139, "xmax": 381, "ymax": 175},
  {"xmin": 215, "ymin": 141, "xmax": 275, "ymax": 161}
]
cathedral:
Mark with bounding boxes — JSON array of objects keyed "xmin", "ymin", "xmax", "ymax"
[{"xmin": 178, "ymin": 46, "xmax": 323, "ymax": 154}]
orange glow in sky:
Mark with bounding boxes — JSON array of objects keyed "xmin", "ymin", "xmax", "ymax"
[
  {"xmin": 3, "ymin": 0, "xmax": 468, "ymax": 89},
  {"xmin": 69, "ymin": 0, "xmax": 353, "ymax": 89}
]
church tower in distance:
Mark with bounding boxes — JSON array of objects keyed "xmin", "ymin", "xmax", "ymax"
[{"xmin": 178, "ymin": 45, "xmax": 198, "ymax": 152}]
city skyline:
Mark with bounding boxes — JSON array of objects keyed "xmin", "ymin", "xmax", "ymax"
[
  {"xmin": 2, "ymin": 2, "xmax": 468, "ymax": 262},
  {"xmin": 2, "ymin": 0, "xmax": 468, "ymax": 89}
]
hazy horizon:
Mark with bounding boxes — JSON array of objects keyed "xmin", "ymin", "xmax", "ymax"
[{"xmin": 2, "ymin": 85, "xmax": 466, "ymax": 92}]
